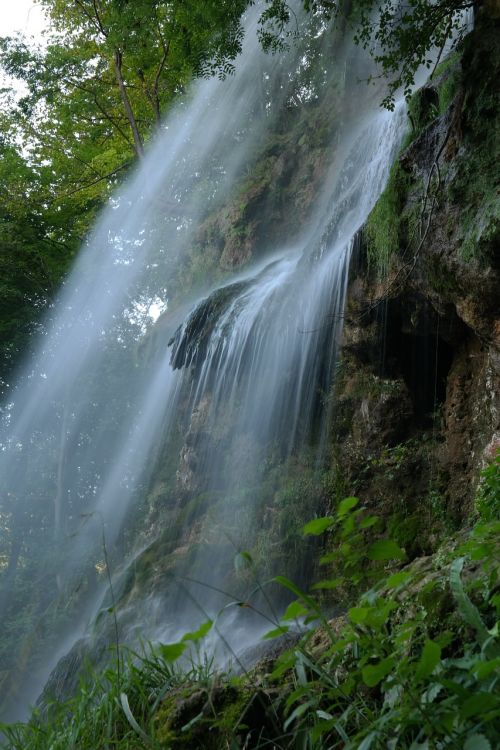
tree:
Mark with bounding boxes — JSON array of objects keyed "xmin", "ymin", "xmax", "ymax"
[
  {"xmin": 352, "ymin": 0, "xmax": 475, "ymax": 109},
  {"xmin": 0, "ymin": 0, "xmax": 251, "ymax": 386},
  {"xmin": 256, "ymin": 0, "xmax": 475, "ymax": 108},
  {"xmin": 0, "ymin": 115, "xmax": 75, "ymax": 394}
]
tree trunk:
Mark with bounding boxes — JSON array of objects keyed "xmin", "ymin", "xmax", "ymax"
[{"xmin": 114, "ymin": 48, "xmax": 145, "ymax": 159}]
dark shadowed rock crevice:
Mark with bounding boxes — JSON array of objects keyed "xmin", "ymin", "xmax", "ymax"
[{"xmin": 331, "ymin": 15, "xmax": 499, "ymax": 537}]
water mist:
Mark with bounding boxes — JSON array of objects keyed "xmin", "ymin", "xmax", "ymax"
[{"xmin": 0, "ymin": 5, "xmax": 408, "ymax": 721}]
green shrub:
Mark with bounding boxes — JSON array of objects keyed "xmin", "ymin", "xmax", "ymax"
[
  {"xmin": 476, "ymin": 449, "xmax": 500, "ymax": 522},
  {"xmin": 268, "ymin": 507, "xmax": 500, "ymax": 749},
  {"xmin": 3, "ymin": 496, "xmax": 499, "ymax": 749}
]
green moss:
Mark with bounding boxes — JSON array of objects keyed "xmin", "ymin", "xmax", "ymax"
[
  {"xmin": 155, "ymin": 684, "xmax": 252, "ymax": 749},
  {"xmin": 389, "ymin": 509, "xmax": 436, "ymax": 559},
  {"xmin": 364, "ymin": 160, "xmax": 411, "ymax": 276},
  {"xmin": 437, "ymin": 67, "xmax": 461, "ymax": 113},
  {"xmin": 248, "ymin": 454, "xmax": 337, "ymax": 588},
  {"xmin": 427, "ymin": 257, "xmax": 461, "ymax": 297},
  {"xmin": 407, "ymin": 87, "xmax": 439, "ymax": 136},
  {"xmin": 211, "ymin": 689, "xmax": 253, "ymax": 737},
  {"xmin": 446, "ymin": 24, "xmax": 500, "ymax": 265},
  {"xmin": 432, "ymin": 51, "xmax": 462, "ymax": 113},
  {"xmin": 459, "ymin": 197, "xmax": 500, "ymax": 264}
]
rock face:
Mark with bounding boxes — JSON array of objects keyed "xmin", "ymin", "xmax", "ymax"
[
  {"xmin": 169, "ymin": 281, "xmax": 251, "ymax": 371},
  {"xmin": 162, "ymin": 15, "xmax": 499, "ymax": 569},
  {"xmin": 329, "ymin": 15, "xmax": 499, "ymax": 539}
]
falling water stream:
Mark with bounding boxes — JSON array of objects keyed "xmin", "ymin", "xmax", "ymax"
[{"xmin": 0, "ymin": 4, "xmax": 412, "ymax": 721}]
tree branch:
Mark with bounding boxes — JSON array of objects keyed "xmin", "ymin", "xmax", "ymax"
[
  {"xmin": 113, "ymin": 48, "xmax": 145, "ymax": 159},
  {"xmin": 49, "ymin": 162, "xmax": 130, "ymax": 204}
]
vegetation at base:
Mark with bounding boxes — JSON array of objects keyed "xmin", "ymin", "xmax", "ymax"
[
  {"xmin": 2, "ymin": 453, "xmax": 498, "ymax": 749},
  {"xmin": 0, "ymin": 642, "xmax": 225, "ymax": 749}
]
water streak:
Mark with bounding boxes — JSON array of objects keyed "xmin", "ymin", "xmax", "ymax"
[{"xmin": 0, "ymin": 5, "xmax": 407, "ymax": 720}]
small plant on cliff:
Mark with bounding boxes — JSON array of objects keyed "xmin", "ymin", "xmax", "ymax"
[{"xmin": 476, "ymin": 449, "xmax": 500, "ymax": 523}]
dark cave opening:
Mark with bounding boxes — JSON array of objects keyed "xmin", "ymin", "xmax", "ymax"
[
  {"xmin": 394, "ymin": 331, "xmax": 454, "ymax": 423},
  {"xmin": 380, "ymin": 296, "xmax": 458, "ymax": 427}
]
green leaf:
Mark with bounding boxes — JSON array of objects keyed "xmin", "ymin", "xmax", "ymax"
[
  {"xmin": 472, "ymin": 658, "xmax": 500, "ymax": 680},
  {"xmin": 319, "ymin": 551, "xmax": 339, "ymax": 565},
  {"xmin": 285, "ymin": 685, "xmax": 310, "ymax": 710},
  {"xmin": 368, "ymin": 539, "xmax": 406, "ymax": 560},
  {"xmin": 415, "ymin": 640, "xmax": 441, "ymax": 680},
  {"xmin": 461, "ymin": 693, "xmax": 499, "ymax": 719},
  {"xmin": 421, "ymin": 683, "xmax": 443, "ymax": 705},
  {"xmin": 316, "ymin": 710, "xmax": 333, "ymax": 720},
  {"xmin": 234, "ymin": 550, "xmax": 253, "ymax": 571},
  {"xmin": 273, "ymin": 576, "xmax": 321, "ymax": 615},
  {"xmin": 450, "ymin": 558, "xmax": 492, "ymax": 651},
  {"xmin": 310, "ymin": 719, "xmax": 339, "ymax": 742},
  {"xmin": 463, "ymin": 734, "xmax": 492, "ymax": 750},
  {"xmin": 158, "ymin": 642, "xmax": 186, "ymax": 662},
  {"xmin": 337, "ymin": 496, "xmax": 359, "ymax": 516},
  {"xmin": 181, "ymin": 619, "xmax": 213, "ymax": 643},
  {"xmin": 365, "ymin": 601, "xmax": 397, "ymax": 629},
  {"xmin": 386, "ymin": 571, "xmax": 412, "ymax": 588},
  {"xmin": 357, "ymin": 732, "xmax": 378, "ymax": 750},
  {"xmin": 311, "ymin": 577, "xmax": 343, "ymax": 590},
  {"xmin": 302, "ymin": 516, "xmax": 334, "ymax": 536},
  {"xmin": 349, "ymin": 606, "xmax": 369, "ymax": 624},
  {"xmin": 294, "ymin": 653, "xmax": 309, "ymax": 686},
  {"xmin": 181, "ymin": 711, "xmax": 204, "ymax": 733},
  {"xmin": 281, "ymin": 600, "xmax": 309, "ymax": 620},
  {"xmin": 262, "ymin": 626, "xmax": 289, "ymax": 640},
  {"xmin": 270, "ymin": 650, "xmax": 296, "ymax": 679},
  {"xmin": 362, "ymin": 657, "xmax": 395, "ymax": 687},
  {"xmin": 283, "ymin": 699, "xmax": 316, "ymax": 730},
  {"xmin": 360, "ymin": 515, "xmax": 378, "ymax": 529},
  {"xmin": 120, "ymin": 693, "xmax": 153, "ymax": 746}
]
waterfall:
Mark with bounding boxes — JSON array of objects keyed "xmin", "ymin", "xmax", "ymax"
[{"xmin": 0, "ymin": 5, "xmax": 407, "ymax": 721}]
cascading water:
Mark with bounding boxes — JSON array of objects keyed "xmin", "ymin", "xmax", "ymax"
[
  {"xmin": 0, "ymin": 4, "xmax": 408, "ymax": 721},
  {"xmin": 138, "ymin": 101, "xmax": 407, "ymax": 663}
]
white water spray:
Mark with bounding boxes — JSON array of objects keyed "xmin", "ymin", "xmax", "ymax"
[{"xmin": 0, "ymin": 6, "xmax": 409, "ymax": 721}]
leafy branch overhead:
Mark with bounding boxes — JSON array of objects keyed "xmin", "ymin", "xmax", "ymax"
[
  {"xmin": 0, "ymin": 0, "xmax": 248, "ymax": 387},
  {"xmin": 0, "ymin": 0, "xmax": 476, "ymax": 272},
  {"xmin": 256, "ymin": 0, "xmax": 474, "ymax": 109}
]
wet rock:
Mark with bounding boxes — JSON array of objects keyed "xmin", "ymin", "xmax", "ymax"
[
  {"xmin": 169, "ymin": 281, "xmax": 250, "ymax": 372},
  {"xmin": 176, "ymin": 395, "xmax": 212, "ymax": 495}
]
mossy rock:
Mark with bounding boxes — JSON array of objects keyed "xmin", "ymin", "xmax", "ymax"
[{"xmin": 155, "ymin": 683, "xmax": 275, "ymax": 749}]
